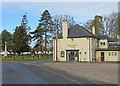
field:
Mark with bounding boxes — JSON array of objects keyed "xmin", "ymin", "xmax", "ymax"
[{"xmin": 2, "ymin": 55, "xmax": 53, "ymax": 61}]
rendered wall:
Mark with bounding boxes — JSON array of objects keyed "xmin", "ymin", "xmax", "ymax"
[
  {"xmin": 96, "ymin": 51, "xmax": 120, "ymax": 61},
  {"xmin": 98, "ymin": 39, "xmax": 108, "ymax": 49}
]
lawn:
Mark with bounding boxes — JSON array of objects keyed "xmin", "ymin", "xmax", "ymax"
[{"xmin": 2, "ymin": 55, "xmax": 53, "ymax": 61}]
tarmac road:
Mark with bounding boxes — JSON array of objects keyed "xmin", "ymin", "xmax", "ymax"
[{"xmin": 2, "ymin": 60, "xmax": 91, "ymax": 84}]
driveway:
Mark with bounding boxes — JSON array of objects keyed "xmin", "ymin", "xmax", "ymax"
[
  {"xmin": 45, "ymin": 62, "xmax": 119, "ymax": 84},
  {"xmin": 2, "ymin": 59, "xmax": 91, "ymax": 84}
]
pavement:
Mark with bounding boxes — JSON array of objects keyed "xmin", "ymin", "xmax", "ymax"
[
  {"xmin": 44, "ymin": 62, "xmax": 119, "ymax": 84},
  {"xmin": 2, "ymin": 59, "xmax": 92, "ymax": 84}
]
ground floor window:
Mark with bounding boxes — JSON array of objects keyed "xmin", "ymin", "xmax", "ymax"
[
  {"xmin": 108, "ymin": 52, "xmax": 111, "ymax": 56},
  {"xmin": 80, "ymin": 52, "xmax": 81, "ymax": 55},
  {"xmin": 108, "ymin": 52, "xmax": 117, "ymax": 56},
  {"xmin": 61, "ymin": 51, "xmax": 64, "ymax": 57},
  {"xmin": 115, "ymin": 52, "xmax": 117, "ymax": 56}
]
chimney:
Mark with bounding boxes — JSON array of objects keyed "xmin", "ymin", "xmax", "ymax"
[
  {"xmin": 92, "ymin": 26, "xmax": 95, "ymax": 35},
  {"xmin": 62, "ymin": 20, "xmax": 68, "ymax": 39}
]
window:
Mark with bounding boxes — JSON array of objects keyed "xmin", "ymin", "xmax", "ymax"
[
  {"xmin": 100, "ymin": 42, "xmax": 102, "ymax": 45},
  {"xmin": 108, "ymin": 52, "xmax": 117, "ymax": 56},
  {"xmin": 112, "ymin": 52, "xmax": 114, "ymax": 56},
  {"xmin": 85, "ymin": 52, "xmax": 87, "ymax": 55},
  {"xmin": 61, "ymin": 51, "xmax": 64, "ymax": 57},
  {"xmin": 115, "ymin": 52, "xmax": 117, "ymax": 56},
  {"xmin": 108, "ymin": 52, "xmax": 111, "ymax": 56},
  {"xmin": 103, "ymin": 42, "xmax": 105, "ymax": 45},
  {"xmin": 80, "ymin": 52, "xmax": 81, "ymax": 55}
]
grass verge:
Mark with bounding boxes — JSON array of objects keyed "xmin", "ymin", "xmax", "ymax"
[{"xmin": 1, "ymin": 55, "xmax": 53, "ymax": 61}]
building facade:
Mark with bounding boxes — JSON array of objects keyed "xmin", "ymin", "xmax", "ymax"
[{"xmin": 53, "ymin": 21, "xmax": 120, "ymax": 62}]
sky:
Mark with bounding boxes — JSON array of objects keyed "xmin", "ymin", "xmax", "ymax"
[{"xmin": 1, "ymin": 1, "xmax": 118, "ymax": 47}]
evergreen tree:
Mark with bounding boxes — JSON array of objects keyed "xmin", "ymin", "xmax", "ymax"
[
  {"xmin": 13, "ymin": 14, "xmax": 31, "ymax": 54},
  {"xmin": 31, "ymin": 26, "xmax": 44, "ymax": 56},
  {"xmin": 1, "ymin": 30, "xmax": 13, "ymax": 52},
  {"xmin": 38, "ymin": 10, "xmax": 53, "ymax": 55},
  {"xmin": 84, "ymin": 15, "xmax": 104, "ymax": 35},
  {"xmin": 13, "ymin": 26, "xmax": 30, "ymax": 54}
]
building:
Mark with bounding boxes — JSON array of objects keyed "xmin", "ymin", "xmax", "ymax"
[{"xmin": 53, "ymin": 20, "xmax": 120, "ymax": 62}]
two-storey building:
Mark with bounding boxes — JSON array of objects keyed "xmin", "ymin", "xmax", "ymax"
[{"xmin": 53, "ymin": 20, "xmax": 120, "ymax": 62}]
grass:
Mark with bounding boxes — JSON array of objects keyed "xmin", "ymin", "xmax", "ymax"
[{"xmin": 1, "ymin": 55, "xmax": 53, "ymax": 61}]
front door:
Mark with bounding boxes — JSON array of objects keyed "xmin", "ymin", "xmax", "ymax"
[
  {"xmin": 101, "ymin": 52, "xmax": 104, "ymax": 61},
  {"xmin": 66, "ymin": 50, "xmax": 79, "ymax": 62}
]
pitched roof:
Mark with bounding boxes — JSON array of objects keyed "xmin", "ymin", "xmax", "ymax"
[
  {"xmin": 56, "ymin": 24, "xmax": 98, "ymax": 39},
  {"xmin": 68, "ymin": 24, "xmax": 98, "ymax": 38},
  {"xmin": 98, "ymin": 35, "xmax": 115, "ymax": 42}
]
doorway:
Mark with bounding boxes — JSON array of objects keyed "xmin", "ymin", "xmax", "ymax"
[
  {"xmin": 101, "ymin": 52, "xmax": 104, "ymax": 61},
  {"xmin": 66, "ymin": 50, "xmax": 79, "ymax": 62}
]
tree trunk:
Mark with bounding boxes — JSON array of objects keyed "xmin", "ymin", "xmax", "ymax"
[
  {"xmin": 41, "ymin": 37, "xmax": 44, "ymax": 57},
  {"xmin": 45, "ymin": 32, "xmax": 47, "ymax": 56}
]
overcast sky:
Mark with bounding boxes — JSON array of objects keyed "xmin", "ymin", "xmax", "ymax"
[{"xmin": 1, "ymin": 1, "xmax": 118, "ymax": 47}]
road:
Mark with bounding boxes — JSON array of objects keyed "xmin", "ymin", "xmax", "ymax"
[{"xmin": 2, "ymin": 60, "xmax": 91, "ymax": 84}]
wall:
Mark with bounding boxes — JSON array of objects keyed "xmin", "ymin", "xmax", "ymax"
[
  {"xmin": 96, "ymin": 51, "xmax": 120, "ymax": 61},
  {"xmin": 98, "ymin": 39, "xmax": 108, "ymax": 49},
  {"xmin": 53, "ymin": 37, "xmax": 98, "ymax": 62},
  {"xmin": 90, "ymin": 38, "xmax": 98, "ymax": 62}
]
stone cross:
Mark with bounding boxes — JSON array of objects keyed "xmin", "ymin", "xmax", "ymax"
[{"xmin": 4, "ymin": 42, "xmax": 7, "ymax": 57}]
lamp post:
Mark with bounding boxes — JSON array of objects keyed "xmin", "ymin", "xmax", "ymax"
[{"xmin": 4, "ymin": 42, "xmax": 7, "ymax": 57}]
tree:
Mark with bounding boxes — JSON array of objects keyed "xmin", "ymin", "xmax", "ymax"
[
  {"xmin": 1, "ymin": 30, "xmax": 13, "ymax": 52},
  {"xmin": 104, "ymin": 12, "xmax": 118, "ymax": 40},
  {"xmin": 30, "ymin": 26, "xmax": 44, "ymax": 56},
  {"xmin": 84, "ymin": 15, "xmax": 104, "ymax": 35},
  {"xmin": 21, "ymin": 13, "xmax": 31, "ymax": 32},
  {"xmin": 52, "ymin": 15, "xmax": 75, "ymax": 34},
  {"xmin": 38, "ymin": 10, "xmax": 53, "ymax": 55},
  {"xmin": 13, "ymin": 26, "xmax": 30, "ymax": 54},
  {"xmin": 21, "ymin": 13, "xmax": 31, "ymax": 44},
  {"xmin": 84, "ymin": 12, "xmax": 118, "ymax": 40},
  {"xmin": 13, "ymin": 14, "xmax": 31, "ymax": 54}
]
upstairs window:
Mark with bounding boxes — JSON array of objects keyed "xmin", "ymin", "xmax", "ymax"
[
  {"xmin": 100, "ymin": 42, "xmax": 106, "ymax": 45},
  {"xmin": 103, "ymin": 42, "xmax": 105, "ymax": 45}
]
